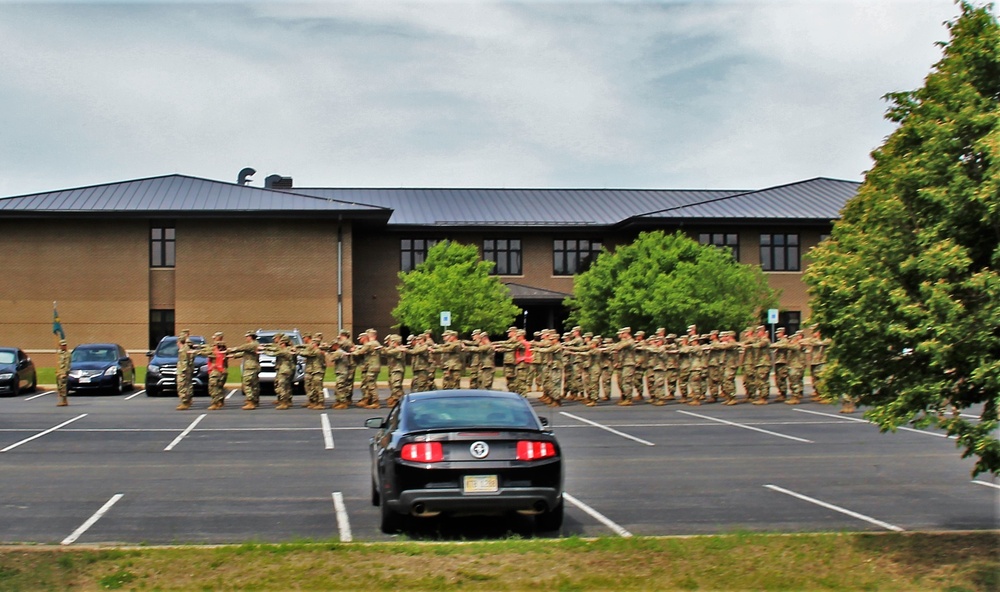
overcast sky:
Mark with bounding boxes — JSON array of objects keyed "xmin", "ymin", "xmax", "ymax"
[{"xmin": 0, "ymin": 0, "xmax": 973, "ymax": 197}]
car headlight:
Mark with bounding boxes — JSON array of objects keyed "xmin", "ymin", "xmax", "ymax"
[
  {"xmin": 147, "ymin": 364, "xmax": 160, "ymax": 373},
  {"xmin": 0, "ymin": 373, "xmax": 13, "ymax": 380},
  {"xmin": 104, "ymin": 366, "xmax": 118, "ymax": 376},
  {"xmin": 197, "ymin": 365, "xmax": 207, "ymax": 374}
]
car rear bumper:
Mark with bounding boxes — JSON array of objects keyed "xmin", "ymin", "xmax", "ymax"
[{"xmin": 389, "ymin": 487, "xmax": 561, "ymax": 516}]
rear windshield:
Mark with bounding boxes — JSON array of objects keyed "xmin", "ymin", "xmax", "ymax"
[
  {"xmin": 72, "ymin": 347, "xmax": 117, "ymax": 363},
  {"xmin": 406, "ymin": 396, "xmax": 537, "ymax": 430}
]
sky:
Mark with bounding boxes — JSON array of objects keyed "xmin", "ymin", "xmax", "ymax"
[{"xmin": 0, "ymin": 0, "xmax": 974, "ymax": 197}]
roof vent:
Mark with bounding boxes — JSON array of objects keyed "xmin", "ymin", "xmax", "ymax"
[
  {"xmin": 237, "ymin": 167, "xmax": 256, "ymax": 185},
  {"xmin": 265, "ymin": 174, "xmax": 293, "ymax": 189}
]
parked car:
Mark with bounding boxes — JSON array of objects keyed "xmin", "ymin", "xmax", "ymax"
[
  {"xmin": 255, "ymin": 329, "xmax": 306, "ymax": 393},
  {"xmin": 0, "ymin": 347, "xmax": 37, "ymax": 396},
  {"xmin": 68, "ymin": 343, "xmax": 136, "ymax": 395},
  {"xmin": 144, "ymin": 335, "xmax": 209, "ymax": 397},
  {"xmin": 366, "ymin": 389, "xmax": 564, "ymax": 533}
]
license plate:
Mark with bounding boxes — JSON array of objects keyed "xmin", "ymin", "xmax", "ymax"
[
  {"xmin": 80, "ymin": 376, "xmax": 91, "ymax": 383},
  {"xmin": 463, "ymin": 475, "xmax": 498, "ymax": 494}
]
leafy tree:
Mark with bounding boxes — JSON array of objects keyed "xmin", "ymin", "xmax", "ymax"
[
  {"xmin": 566, "ymin": 230, "xmax": 778, "ymax": 335},
  {"xmin": 392, "ymin": 240, "xmax": 521, "ymax": 336},
  {"xmin": 805, "ymin": 2, "xmax": 999, "ymax": 476}
]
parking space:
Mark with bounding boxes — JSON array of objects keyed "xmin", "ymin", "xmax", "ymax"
[{"xmin": 0, "ymin": 391, "xmax": 996, "ymax": 544}]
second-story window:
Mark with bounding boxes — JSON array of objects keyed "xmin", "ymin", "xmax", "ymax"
[
  {"xmin": 760, "ymin": 233, "xmax": 800, "ymax": 271},
  {"xmin": 401, "ymin": 238, "xmax": 438, "ymax": 271},
  {"xmin": 699, "ymin": 233, "xmax": 740, "ymax": 261},
  {"xmin": 150, "ymin": 224, "xmax": 175, "ymax": 268},
  {"xmin": 483, "ymin": 238, "xmax": 522, "ymax": 275},
  {"xmin": 553, "ymin": 239, "xmax": 602, "ymax": 275}
]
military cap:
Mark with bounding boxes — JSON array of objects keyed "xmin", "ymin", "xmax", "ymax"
[
  {"xmin": 572, "ymin": 326, "xmax": 581, "ymax": 332},
  {"xmin": 516, "ymin": 329, "xmax": 526, "ymax": 336},
  {"xmin": 687, "ymin": 325, "xmax": 697, "ymax": 331},
  {"xmin": 273, "ymin": 332, "xmax": 285, "ymax": 340},
  {"xmin": 666, "ymin": 333, "xmax": 677, "ymax": 339},
  {"xmin": 507, "ymin": 326, "xmax": 518, "ymax": 332},
  {"xmin": 180, "ymin": 328, "xmax": 190, "ymax": 335},
  {"xmin": 583, "ymin": 332, "xmax": 593, "ymax": 338},
  {"xmin": 58, "ymin": 339, "xmax": 67, "ymax": 346},
  {"xmin": 302, "ymin": 332, "xmax": 312, "ymax": 339},
  {"xmin": 339, "ymin": 329, "xmax": 350, "ymax": 336},
  {"xmin": 471, "ymin": 329, "xmax": 481, "ymax": 335},
  {"xmin": 213, "ymin": 331, "xmax": 224, "ymax": 339},
  {"xmin": 592, "ymin": 334, "xmax": 602, "ymax": 341},
  {"xmin": 618, "ymin": 327, "xmax": 631, "ymax": 334},
  {"xmin": 357, "ymin": 332, "xmax": 367, "ymax": 339},
  {"xmin": 245, "ymin": 331, "xmax": 257, "ymax": 338},
  {"xmin": 756, "ymin": 325, "xmax": 766, "ymax": 331},
  {"xmin": 603, "ymin": 337, "xmax": 614, "ymax": 344},
  {"xmin": 635, "ymin": 330, "xmax": 645, "ymax": 337},
  {"xmin": 710, "ymin": 329, "xmax": 719, "ymax": 335},
  {"xmin": 281, "ymin": 336, "xmax": 292, "ymax": 345},
  {"xmin": 366, "ymin": 328, "xmax": 377, "ymax": 334},
  {"xmin": 655, "ymin": 327, "xmax": 666, "ymax": 334}
]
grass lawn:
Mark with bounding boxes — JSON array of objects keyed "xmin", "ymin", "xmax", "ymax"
[{"xmin": 0, "ymin": 532, "xmax": 996, "ymax": 591}]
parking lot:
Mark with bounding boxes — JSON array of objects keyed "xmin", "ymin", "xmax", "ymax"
[{"xmin": 1, "ymin": 387, "xmax": 997, "ymax": 545}]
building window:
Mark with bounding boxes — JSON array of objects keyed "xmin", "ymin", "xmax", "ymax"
[
  {"xmin": 483, "ymin": 238, "xmax": 522, "ymax": 275},
  {"xmin": 149, "ymin": 309, "xmax": 175, "ymax": 349},
  {"xmin": 779, "ymin": 311, "xmax": 801, "ymax": 335},
  {"xmin": 553, "ymin": 239, "xmax": 602, "ymax": 275},
  {"xmin": 699, "ymin": 233, "xmax": 740, "ymax": 261},
  {"xmin": 150, "ymin": 224, "xmax": 176, "ymax": 268},
  {"xmin": 401, "ymin": 238, "xmax": 439, "ymax": 272},
  {"xmin": 760, "ymin": 233, "xmax": 800, "ymax": 271}
]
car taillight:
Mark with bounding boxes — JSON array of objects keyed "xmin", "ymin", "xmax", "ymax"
[
  {"xmin": 516, "ymin": 440, "xmax": 557, "ymax": 461},
  {"xmin": 401, "ymin": 442, "xmax": 444, "ymax": 462}
]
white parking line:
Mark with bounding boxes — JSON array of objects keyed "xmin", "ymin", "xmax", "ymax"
[
  {"xmin": 793, "ymin": 408, "xmax": 956, "ymax": 439},
  {"xmin": 764, "ymin": 484, "xmax": 904, "ymax": 532},
  {"xmin": 559, "ymin": 412, "xmax": 655, "ymax": 446},
  {"xmin": 124, "ymin": 390, "xmax": 145, "ymax": 400},
  {"xmin": 331, "ymin": 492, "xmax": 352, "ymax": 542},
  {"xmin": 25, "ymin": 390, "xmax": 54, "ymax": 401},
  {"xmin": 61, "ymin": 493, "xmax": 124, "ymax": 545},
  {"xmin": 563, "ymin": 492, "xmax": 632, "ymax": 537},
  {"xmin": 164, "ymin": 414, "xmax": 207, "ymax": 451},
  {"xmin": 678, "ymin": 410, "xmax": 813, "ymax": 443},
  {"xmin": 971, "ymin": 480, "xmax": 1000, "ymax": 490},
  {"xmin": 1, "ymin": 414, "xmax": 88, "ymax": 453},
  {"xmin": 321, "ymin": 414, "xmax": 335, "ymax": 449},
  {"xmin": 324, "ymin": 388, "xmax": 332, "ymax": 400},
  {"xmin": 225, "ymin": 389, "xmax": 238, "ymax": 400}
]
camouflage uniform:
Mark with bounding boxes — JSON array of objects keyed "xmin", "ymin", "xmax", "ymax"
[
  {"xmin": 328, "ymin": 342, "xmax": 353, "ymax": 408},
  {"xmin": 297, "ymin": 335, "xmax": 326, "ymax": 409},
  {"xmin": 264, "ymin": 336, "xmax": 296, "ymax": 410},
  {"xmin": 739, "ymin": 329, "xmax": 757, "ymax": 400},
  {"xmin": 632, "ymin": 332, "xmax": 648, "ymax": 401},
  {"xmin": 785, "ymin": 333, "xmax": 806, "ymax": 404},
  {"xmin": 599, "ymin": 338, "xmax": 613, "ymax": 401},
  {"xmin": 612, "ymin": 328, "xmax": 636, "ymax": 405},
  {"xmin": 409, "ymin": 337, "xmax": 433, "ymax": 392},
  {"xmin": 770, "ymin": 329, "xmax": 791, "ymax": 403},
  {"xmin": 434, "ymin": 331, "xmax": 464, "ymax": 390},
  {"xmin": 535, "ymin": 333, "xmax": 564, "ymax": 406},
  {"xmin": 176, "ymin": 330, "xmax": 195, "ymax": 410},
  {"xmin": 804, "ymin": 327, "xmax": 831, "ymax": 402},
  {"xmin": 513, "ymin": 331, "xmax": 532, "ymax": 396},
  {"xmin": 751, "ymin": 327, "xmax": 773, "ymax": 405},
  {"xmin": 677, "ymin": 337, "xmax": 693, "ymax": 403},
  {"xmin": 647, "ymin": 337, "xmax": 668, "ymax": 405},
  {"xmin": 227, "ymin": 332, "xmax": 261, "ymax": 409},
  {"xmin": 705, "ymin": 331, "xmax": 723, "ymax": 402},
  {"xmin": 663, "ymin": 336, "xmax": 679, "ymax": 401},
  {"xmin": 686, "ymin": 338, "xmax": 705, "ymax": 405},
  {"xmin": 495, "ymin": 328, "xmax": 519, "ymax": 393},
  {"xmin": 383, "ymin": 335, "xmax": 407, "ymax": 405},
  {"xmin": 56, "ymin": 341, "xmax": 70, "ymax": 406},
  {"xmin": 718, "ymin": 332, "xmax": 742, "ymax": 405},
  {"xmin": 563, "ymin": 328, "xmax": 585, "ymax": 399},
  {"xmin": 353, "ymin": 332, "xmax": 382, "ymax": 408},
  {"xmin": 476, "ymin": 336, "xmax": 496, "ymax": 390},
  {"xmin": 194, "ymin": 333, "xmax": 228, "ymax": 410}
]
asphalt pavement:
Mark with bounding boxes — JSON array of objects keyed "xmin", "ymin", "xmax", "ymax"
[{"xmin": 0, "ymin": 387, "xmax": 996, "ymax": 545}]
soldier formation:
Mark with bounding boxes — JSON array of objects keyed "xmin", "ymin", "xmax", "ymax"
[{"xmin": 164, "ymin": 323, "xmax": 837, "ymax": 412}]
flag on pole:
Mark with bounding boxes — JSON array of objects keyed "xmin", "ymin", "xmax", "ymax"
[{"xmin": 52, "ymin": 301, "xmax": 65, "ymax": 340}]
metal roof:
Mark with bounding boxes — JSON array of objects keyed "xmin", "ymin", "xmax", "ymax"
[
  {"xmin": 635, "ymin": 178, "xmax": 859, "ymax": 222},
  {"xmin": 0, "ymin": 174, "xmax": 390, "ymax": 218},
  {"xmin": 288, "ymin": 187, "xmax": 743, "ymax": 227}
]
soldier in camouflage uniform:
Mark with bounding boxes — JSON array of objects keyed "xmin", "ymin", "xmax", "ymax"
[
  {"xmin": 476, "ymin": 332, "xmax": 496, "ymax": 390},
  {"xmin": 563, "ymin": 327, "xmax": 585, "ymax": 400},
  {"xmin": 176, "ymin": 329, "xmax": 195, "ymax": 410},
  {"xmin": 227, "ymin": 331, "xmax": 261, "ymax": 410},
  {"xmin": 686, "ymin": 335, "xmax": 705, "ymax": 405},
  {"xmin": 738, "ymin": 328, "xmax": 757, "ymax": 401},
  {"xmin": 195, "ymin": 331, "xmax": 228, "ymax": 411},
  {"xmin": 632, "ymin": 330, "xmax": 648, "ymax": 402},
  {"xmin": 718, "ymin": 331, "xmax": 742, "ymax": 405},
  {"xmin": 599, "ymin": 337, "xmax": 613, "ymax": 401},
  {"xmin": 612, "ymin": 327, "xmax": 636, "ymax": 406},
  {"xmin": 494, "ymin": 327, "xmax": 519, "ymax": 393},
  {"xmin": 408, "ymin": 334, "xmax": 432, "ymax": 392},
  {"xmin": 751, "ymin": 326, "xmax": 773, "ymax": 405},
  {"xmin": 647, "ymin": 335, "xmax": 668, "ymax": 406},
  {"xmin": 327, "ymin": 339, "xmax": 352, "ymax": 409},
  {"xmin": 535, "ymin": 330, "xmax": 564, "ymax": 407},
  {"xmin": 353, "ymin": 330, "xmax": 382, "ymax": 408},
  {"xmin": 784, "ymin": 331, "xmax": 807, "ymax": 405},
  {"xmin": 297, "ymin": 333, "xmax": 326, "ymax": 409},
  {"xmin": 463, "ymin": 330, "xmax": 483, "ymax": 389},
  {"xmin": 663, "ymin": 335, "xmax": 679, "ymax": 401},
  {"xmin": 770, "ymin": 328, "xmax": 791, "ymax": 403},
  {"xmin": 263, "ymin": 334, "xmax": 296, "ymax": 410},
  {"xmin": 676, "ymin": 335, "xmax": 693, "ymax": 403},
  {"xmin": 56, "ymin": 339, "xmax": 70, "ymax": 407},
  {"xmin": 704, "ymin": 330, "xmax": 723, "ymax": 403},
  {"xmin": 383, "ymin": 334, "xmax": 407, "ymax": 406},
  {"xmin": 434, "ymin": 330, "xmax": 464, "ymax": 389},
  {"xmin": 512, "ymin": 329, "xmax": 533, "ymax": 396},
  {"xmin": 804, "ymin": 325, "xmax": 831, "ymax": 403}
]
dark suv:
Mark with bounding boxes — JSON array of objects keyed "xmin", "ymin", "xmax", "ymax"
[{"xmin": 145, "ymin": 335, "xmax": 209, "ymax": 397}]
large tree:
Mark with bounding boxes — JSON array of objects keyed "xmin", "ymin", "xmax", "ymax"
[
  {"xmin": 805, "ymin": 2, "xmax": 999, "ymax": 476},
  {"xmin": 392, "ymin": 240, "xmax": 521, "ymax": 336},
  {"xmin": 566, "ymin": 230, "xmax": 778, "ymax": 335}
]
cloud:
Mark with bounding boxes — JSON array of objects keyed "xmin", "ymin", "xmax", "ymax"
[{"xmin": 0, "ymin": 1, "xmax": 964, "ymax": 196}]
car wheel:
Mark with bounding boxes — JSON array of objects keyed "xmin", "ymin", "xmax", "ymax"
[
  {"xmin": 28, "ymin": 373, "xmax": 37, "ymax": 393},
  {"xmin": 10, "ymin": 380, "xmax": 19, "ymax": 398},
  {"xmin": 146, "ymin": 387, "xmax": 158, "ymax": 397},
  {"xmin": 380, "ymin": 500, "xmax": 403, "ymax": 534},
  {"xmin": 111, "ymin": 373, "xmax": 124, "ymax": 395},
  {"xmin": 371, "ymin": 480, "xmax": 381, "ymax": 507},
  {"xmin": 125, "ymin": 370, "xmax": 134, "ymax": 390},
  {"xmin": 535, "ymin": 499, "xmax": 564, "ymax": 532}
]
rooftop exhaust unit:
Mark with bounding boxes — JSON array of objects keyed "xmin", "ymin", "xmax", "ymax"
[{"xmin": 265, "ymin": 174, "xmax": 293, "ymax": 189}]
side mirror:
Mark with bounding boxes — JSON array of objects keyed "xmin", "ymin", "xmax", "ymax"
[
  {"xmin": 539, "ymin": 417, "xmax": 549, "ymax": 427},
  {"xmin": 146, "ymin": 351, "xmax": 154, "ymax": 357},
  {"xmin": 365, "ymin": 417, "xmax": 385, "ymax": 429}
]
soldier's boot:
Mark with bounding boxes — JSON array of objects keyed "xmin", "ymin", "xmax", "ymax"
[
  {"xmin": 56, "ymin": 397, "xmax": 68, "ymax": 407},
  {"xmin": 752, "ymin": 397, "xmax": 768, "ymax": 405},
  {"xmin": 176, "ymin": 403, "xmax": 191, "ymax": 410},
  {"xmin": 241, "ymin": 402, "xmax": 256, "ymax": 410},
  {"xmin": 547, "ymin": 399, "xmax": 562, "ymax": 407},
  {"xmin": 724, "ymin": 397, "xmax": 739, "ymax": 406},
  {"xmin": 332, "ymin": 401, "xmax": 349, "ymax": 410},
  {"xmin": 686, "ymin": 399, "xmax": 701, "ymax": 406},
  {"xmin": 368, "ymin": 400, "xmax": 381, "ymax": 410},
  {"xmin": 785, "ymin": 397, "xmax": 801, "ymax": 405},
  {"xmin": 616, "ymin": 398, "xmax": 632, "ymax": 406},
  {"xmin": 275, "ymin": 403, "xmax": 291, "ymax": 410},
  {"xmin": 774, "ymin": 394, "xmax": 786, "ymax": 403},
  {"xmin": 207, "ymin": 403, "xmax": 221, "ymax": 411},
  {"xmin": 584, "ymin": 399, "xmax": 597, "ymax": 407},
  {"xmin": 651, "ymin": 399, "xmax": 666, "ymax": 406}
]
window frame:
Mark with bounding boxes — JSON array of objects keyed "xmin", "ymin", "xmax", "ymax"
[
  {"xmin": 553, "ymin": 238, "xmax": 603, "ymax": 276},
  {"xmin": 760, "ymin": 233, "xmax": 800, "ymax": 271},
  {"xmin": 150, "ymin": 223, "xmax": 176, "ymax": 268},
  {"xmin": 483, "ymin": 238, "xmax": 523, "ymax": 276},
  {"xmin": 400, "ymin": 238, "xmax": 439, "ymax": 272},
  {"xmin": 698, "ymin": 232, "xmax": 740, "ymax": 261}
]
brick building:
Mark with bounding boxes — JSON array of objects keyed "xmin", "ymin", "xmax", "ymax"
[{"xmin": 0, "ymin": 173, "xmax": 858, "ymax": 365}]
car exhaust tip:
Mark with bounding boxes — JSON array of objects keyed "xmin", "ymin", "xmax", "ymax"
[{"xmin": 411, "ymin": 503, "xmax": 441, "ymax": 517}]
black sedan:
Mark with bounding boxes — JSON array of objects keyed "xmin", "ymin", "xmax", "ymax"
[
  {"xmin": 68, "ymin": 343, "xmax": 136, "ymax": 395},
  {"xmin": 366, "ymin": 389, "xmax": 563, "ymax": 533},
  {"xmin": 0, "ymin": 347, "xmax": 37, "ymax": 396}
]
